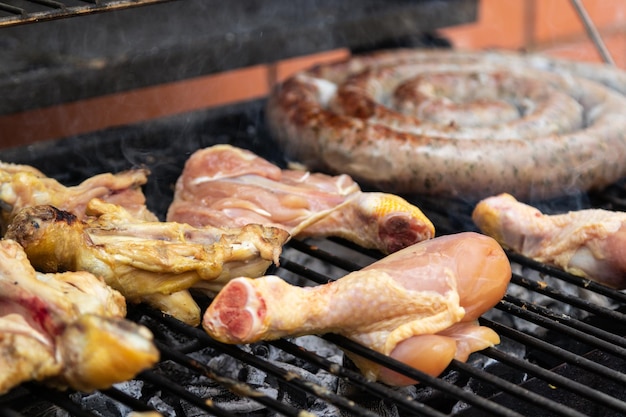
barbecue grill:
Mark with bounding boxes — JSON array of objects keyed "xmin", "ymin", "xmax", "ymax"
[{"xmin": 1, "ymin": 1, "xmax": 626, "ymax": 416}]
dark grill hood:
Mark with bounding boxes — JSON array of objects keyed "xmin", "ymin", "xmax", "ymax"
[{"xmin": 0, "ymin": 0, "xmax": 477, "ymax": 115}]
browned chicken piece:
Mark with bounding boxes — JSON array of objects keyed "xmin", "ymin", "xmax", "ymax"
[
  {"xmin": 473, "ymin": 193, "xmax": 626, "ymax": 289},
  {"xmin": 167, "ymin": 145, "xmax": 435, "ymax": 254},
  {"xmin": 204, "ymin": 232, "xmax": 511, "ymax": 386},
  {"xmin": 0, "ymin": 161, "xmax": 157, "ymax": 234},
  {"xmin": 6, "ymin": 199, "xmax": 290, "ymax": 326},
  {"xmin": 0, "ymin": 239, "xmax": 159, "ymax": 394}
]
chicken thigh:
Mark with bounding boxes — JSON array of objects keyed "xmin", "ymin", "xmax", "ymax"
[
  {"xmin": 203, "ymin": 232, "xmax": 511, "ymax": 385},
  {"xmin": 473, "ymin": 193, "xmax": 626, "ymax": 289},
  {"xmin": 167, "ymin": 145, "xmax": 434, "ymax": 254}
]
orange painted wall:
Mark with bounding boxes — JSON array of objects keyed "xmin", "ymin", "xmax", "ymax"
[
  {"xmin": 441, "ymin": 0, "xmax": 626, "ymax": 66},
  {"xmin": 1, "ymin": 0, "xmax": 625, "ymax": 149}
]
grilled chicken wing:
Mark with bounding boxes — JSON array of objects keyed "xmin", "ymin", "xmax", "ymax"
[
  {"xmin": 0, "ymin": 161, "xmax": 157, "ymax": 234},
  {"xmin": 6, "ymin": 199, "xmax": 290, "ymax": 326},
  {"xmin": 203, "ymin": 232, "xmax": 511, "ymax": 385},
  {"xmin": 473, "ymin": 192, "xmax": 626, "ymax": 289},
  {"xmin": 167, "ymin": 145, "xmax": 435, "ymax": 254},
  {"xmin": 0, "ymin": 239, "xmax": 158, "ymax": 394}
]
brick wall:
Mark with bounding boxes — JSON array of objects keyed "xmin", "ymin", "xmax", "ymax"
[
  {"xmin": 440, "ymin": 0, "xmax": 625, "ymax": 67},
  {"xmin": 1, "ymin": 0, "xmax": 624, "ymax": 149}
]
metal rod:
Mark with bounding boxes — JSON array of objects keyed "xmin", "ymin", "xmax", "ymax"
[{"xmin": 570, "ymin": 0, "xmax": 615, "ymax": 65}]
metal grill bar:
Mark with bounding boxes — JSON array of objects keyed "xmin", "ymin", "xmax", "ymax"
[
  {"xmin": 449, "ymin": 360, "xmax": 587, "ymax": 417},
  {"xmin": 145, "ymin": 308, "xmax": 385, "ymax": 417},
  {"xmin": 501, "ymin": 296, "xmax": 626, "ymax": 350},
  {"xmin": 482, "ymin": 318, "xmax": 626, "ymax": 386},
  {"xmin": 100, "ymin": 386, "xmax": 157, "ymax": 413},
  {"xmin": 289, "ymin": 237, "xmax": 377, "ymax": 271},
  {"xmin": 138, "ymin": 371, "xmax": 239, "ymax": 417},
  {"xmin": 570, "ymin": 0, "xmax": 615, "ymax": 65},
  {"xmin": 270, "ymin": 338, "xmax": 450, "ymax": 417},
  {"xmin": 153, "ymin": 340, "xmax": 304, "ymax": 417},
  {"xmin": 22, "ymin": 385, "xmax": 99, "ymax": 417},
  {"xmin": 506, "ymin": 251, "xmax": 626, "ymax": 303},
  {"xmin": 509, "ymin": 273, "xmax": 626, "ymax": 321},
  {"xmin": 323, "ymin": 333, "xmax": 527, "ymax": 417},
  {"xmin": 482, "ymin": 348, "xmax": 626, "ymax": 415},
  {"xmin": 27, "ymin": 0, "xmax": 65, "ymax": 9},
  {"xmin": 497, "ymin": 298, "xmax": 626, "ymax": 358},
  {"xmin": 0, "ymin": 0, "xmax": 174, "ymax": 26}
]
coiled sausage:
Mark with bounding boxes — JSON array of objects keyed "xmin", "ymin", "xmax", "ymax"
[{"xmin": 266, "ymin": 49, "xmax": 626, "ymax": 200}]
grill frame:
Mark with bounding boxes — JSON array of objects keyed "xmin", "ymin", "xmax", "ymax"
[{"xmin": 1, "ymin": 100, "xmax": 626, "ymax": 417}]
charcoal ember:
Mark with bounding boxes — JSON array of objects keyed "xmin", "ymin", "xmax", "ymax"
[
  {"xmin": 183, "ymin": 383, "xmax": 273, "ymax": 415},
  {"xmin": 304, "ymin": 400, "xmax": 342, "ymax": 417},
  {"xmin": 278, "ymin": 239, "xmax": 378, "ymax": 287},
  {"xmin": 71, "ymin": 381, "xmax": 145, "ymax": 417},
  {"xmin": 336, "ymin": 377, "xmax": 413, "ymax": 417},
  {"xmin": 498, "ymin": 263, "xmax": 616, "ymax": 339},
  {"xmin": 9, "ymin": 401, "xmax": 67, "ymax": 417},
  {"xmin": 133, "ymin": 313, "xmax": 200, "ymax": 350}
]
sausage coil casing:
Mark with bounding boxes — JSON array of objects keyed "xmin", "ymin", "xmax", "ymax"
[{"xmin": 266, "ymin": 49, "xmax": 626, "ymax": 200}]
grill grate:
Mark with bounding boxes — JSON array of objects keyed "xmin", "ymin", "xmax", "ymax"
[
  {"xmin": 1, "ymin": 101, "xmax": 626, "ymax": 417},
  {"xmin": 0, "ymin": 0, "xmax": 173, "ymax": 27}
]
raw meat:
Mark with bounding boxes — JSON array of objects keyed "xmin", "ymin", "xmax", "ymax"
[
  {"xmin": 167, "ymin": 144, "xmax": 434, "ymax": 254},
  {"xmin": 203, "ymin": 232, "xmax": 511, "ymax": 385},
  {"xmin": 473, "ymin": 192, "xmax": 626, "ymax": 289}
]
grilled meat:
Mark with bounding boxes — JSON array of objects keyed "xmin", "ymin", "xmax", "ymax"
[
  {"xmin": 473, "ymin": 193, "xmax": 626, "ymax": 289},
  {"xmin": 5, "ymin": 199, "xmax": 290, "ymax": 326},
  {"xmin": 203, "ymin": 232, "xmax": 511, "ymax": 385},
  {"xmin": 266, "ymin": 48, "xmax": 626, "ymax": 200},
  {"xmin": 0, "ymin": 239, "xmax": 158, "ymax": 394},
  {"xmin": 166, "ymin": 144, "xmax": 434, "ymax": 254},
  {"xmin": 0, "ymin": 161, "xmax": 157, "ymax": 234}
]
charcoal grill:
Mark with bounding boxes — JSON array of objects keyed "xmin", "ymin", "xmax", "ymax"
[
  {"xmin": 1, "ymin": 1, "xmax": 626, "ymax": 416},
  {"xmin": 1, "ymin": 99, "xmax": 626, "ymax": 417}
]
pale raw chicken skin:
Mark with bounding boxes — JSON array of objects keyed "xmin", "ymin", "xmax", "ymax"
[
  {"xmin": 167, "ymin": 144, "xmax": 435, "ymax": 254},
  {"xmin": 203, "ymin": 232, "xmax": 511, "ymax": 385},
  {"xmin": 0, "ymin": 161, "xmax": 157, "ymax": 234},
  {"xmin": 0, "ymin": 239, "xmax": 159, "ymax": 394},
  {"xmin": 473, "ymin": 193, "xmax": 626, "ymax": 289}
]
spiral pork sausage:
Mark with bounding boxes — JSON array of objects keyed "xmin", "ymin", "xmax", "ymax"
[{"xmin": 266, "ymin": 49, "xmax": 626, "ymax": 200}]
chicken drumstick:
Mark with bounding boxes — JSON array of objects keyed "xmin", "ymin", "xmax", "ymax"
[{"xmin": 203, "ymin": 232, "xmax": 511, "ymax": 385}]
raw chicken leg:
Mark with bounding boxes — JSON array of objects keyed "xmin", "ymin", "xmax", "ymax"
[
  {"xmin": 203, "ymin": 232, "xmax": 511, "ymax": 385},
  {"xmin": 0, "ymin": 239, "xmax": 159, "ymax": 394},
  {"xmin": 473, "ymin": 193, "xmax": 626, "ymax": 289},
  {"xmin": 167, "ymin": 145, "xmax": 435, "ymax": 254},
  {"xmin": 5, "ymin": 199, "xmax": 290, "ymax": 326},
  {"xmin": 0, "ymin": 161, "xmax": 157, "ymax": 234}
]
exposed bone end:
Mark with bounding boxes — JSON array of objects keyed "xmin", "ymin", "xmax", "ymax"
[
  {"xmin": 142, "ymin": 290, "xmax": 201, "ymax": 327},
  {"xmin": 379, "ymin": 212, "xmax": 436, "ymax": 254},
  {"xmin": 57, "ymin": 314, "xmax": 159, "ymax": 392},
  {"xmin": 203, "ymin": 278, "xmax": 267, "ymax": 344},
  {"xmin": 358, "ymin": 192, "xmax": 435, "ymax": 254},
  {"xmin": 471, "ymin": 193, "xmax": 522, "ymax": 248}
]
